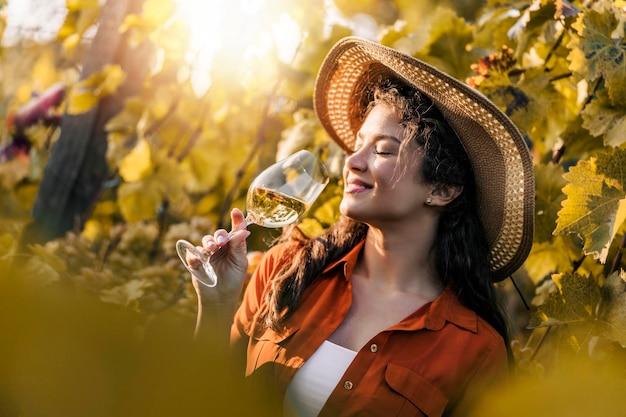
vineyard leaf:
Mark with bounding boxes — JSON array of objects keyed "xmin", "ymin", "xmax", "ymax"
[
  {"xmin": 332, "ymin": 0, "xmax": 398, "ymax": 24},
  {"xmin": 530, "ymin": 272, "xmax": 601, "ymax": 326},
  {"xmin": 119, "ymin": 139, "xmax": 153, "ymax": 182},
  {"xmin": 118, "ymin": 180, "xmax": 162, "ymax": 222},
  {"xmin": 554, "ymin": 148, "xmax": 626, "ymax": 262},
  {"xmin": 421, "ymin": 9, "xmax": 480, "ymax": 79},
  {"xmin": 96, "ymin": 64, "xmax": 127, "ymax": 96},
  {"xmin": 559, "ymin": 116, "xmax": 605, "ymax": 166},
  {"xmin": 120, "ymin": 0, "xmax": 176, "ymax": 47},
  {"xmin": 568, "ymin": 4, "xmax": 626, "ymax": 106},
  {"xmin": 99, "ymin": 279, "xmax": 152, "ymax": 306},
  {"xmin": 312, "ymin": 195, "xmax": 342, "ymax": 226},
  {"xmin": 182, "ymin": 143, "xmax": 222, "ymax": 193},
  {"xmin": 105, "ymin": 96, "xmax": 144, "ymax": 132},
  {"xmin": 277, "ymin": 109, "xmax": 319, "ymax": 161},
  {"xmin": 535, "ymin": 162, "xmax": 567, "ymax": 243},
  {"xmin": 513, "ymin": 67, "xmax": 572, "ymax": 148},
  {"xmin": 297, "ymin": 218, "xmax": 326, "ymax": 239},
  {"xmin": 529, "ymin": 273, "xmax": 602, "ymax": 352},
  {"xmin": 525, "ymin": 237, "xmax": 577, "ymax": 284},
  {"xmin": 67, "ymin": 64, "xmax": 126, "ymax": 114},
  {"xmin": 67, "ymin": 90, "xmax": 98, "ymax": 114},
  {"xmin": 581, "ymin": 94, "xmax": 626, "ymax": 147},
  {"xmin": 600, "ymin": 271, "xmax": 626, "ymax": 347},
  {"xmin": 28, "ymin": 244, "xmax": 67, "ymax": 273}
]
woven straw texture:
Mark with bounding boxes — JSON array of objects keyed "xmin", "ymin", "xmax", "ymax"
[{"xmin": 314, "ymin": 37, "xmax": 535, "ymax": 281}]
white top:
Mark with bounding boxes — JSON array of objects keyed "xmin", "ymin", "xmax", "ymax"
[{"xmin": 283, "ymin": 340, "xmax": 357, "ymax": 417}]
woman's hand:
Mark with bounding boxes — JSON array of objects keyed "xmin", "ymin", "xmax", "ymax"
[{"xmin": 187, "ymin": 208, "xmax": 251, "ymax": 307}]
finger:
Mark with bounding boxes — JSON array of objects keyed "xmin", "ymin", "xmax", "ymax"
[
  {"xmin": 231, "ymin": 208, "xmax": 247, "ymax": 232},
  {"xmin": 188, "ymin": 246, "xmax": 204, "ymax": 269},
  {"xmin": 201, "ymin": 234, "xmax": 216, "ymax": 248},
  {"xmin": 213, "ymin": 229, "xmax": 230, "ymax": 246}
]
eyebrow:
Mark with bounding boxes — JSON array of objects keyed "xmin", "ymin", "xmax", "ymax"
[{"xmin": 356, "ymin": 132, "xmax": 402, "ymax": 144}]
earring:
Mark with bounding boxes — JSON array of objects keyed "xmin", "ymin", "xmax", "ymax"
[{"xmin": 426, "ymin": 197, "xmax": 432, "ymax": 204}]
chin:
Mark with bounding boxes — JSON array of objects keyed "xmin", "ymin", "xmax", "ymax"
[{"xmin": 339, "ymin": 203, "xmax": 366, "ymax": 222}]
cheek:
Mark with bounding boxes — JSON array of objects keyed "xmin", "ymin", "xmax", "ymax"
[{"xmin": 373, "ymin": 162, "xmax": 400, "ymax": 187}]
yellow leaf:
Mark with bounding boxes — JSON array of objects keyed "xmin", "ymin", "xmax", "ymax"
[
  {"xmin": 81, "ymin": 219, "xmax": 103, "ymax": 242},
  {"xmin": 74, "ymin": 3, "xmax": 100, "ymax": 35},
  {"xmin": 106, "ymin": 97, "xmax": 145, "ymax": 131},
  {"xmin": 15, "ymin": 83, "xmax": 32, "ymax": 103},
  {"xmin": 118, "ymin": 180, "xmax": 162, "ymax": 222},
  {"xmin": 98, "ymin": 64, "xmax": 127, "ymax": 96},
  {"xmin": 67, "ymin": 89, "xmax": 98, "ymax": 114},
  {"xmin": 57, "ymin": 11, "xmax": 78, "ymax": 40},
  {"xmin": 312, "ymin": 195, "xmax": 341, "ymax": 225},
  {"xmin": 62, "ymin": 33, "xmax": 81, "ymax": 55},
  {"xmin": 31, "ymin": 50, "xmax": 57, "ymax": 89},
  {"xmin": 119, "ymin": 139, "xmax": 153, "ymax": 182},
  {"xmin": 298, "ymin": 218, "xmax": 326, "ymax": 238},
  {"xmin": 67, "ymin": 65, "xmax": 126, "ymax": 114},
  {"xmin": 182, "ymin": 146, "xmax": 221, "ymax": 192},
  {"xmin": 143, "ymin": 0, "xmax": 176, "ymax": 26},
  {"xmin": 99, "ymin": 279, "xmax": 152, "ymax": 306},
  {"xmin": 66, "ymin": 0, "xmax": 99, "ymax": 12}
]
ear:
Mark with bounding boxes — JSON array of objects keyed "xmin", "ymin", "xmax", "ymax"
[{"xmin": 427, "ymin": 184, "xmax": 463, "ymax": 207}]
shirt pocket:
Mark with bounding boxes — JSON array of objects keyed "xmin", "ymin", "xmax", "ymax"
[
  {"xmin": 383, "ymin": 363, "xmax": 448, "ymax": 417},
  {"xmin": 246, "ymin": 326, "xmax": 299, "ymax": 376}
]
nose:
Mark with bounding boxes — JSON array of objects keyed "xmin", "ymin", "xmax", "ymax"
[{"xmin": 345, "ymin": 147, "xmax": 367, "ymax": 172}]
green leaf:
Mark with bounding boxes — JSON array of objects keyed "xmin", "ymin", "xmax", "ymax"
[
  {"xmin": 67, "ymin": 64, "xmax": 126, "ymax": 114},
  {"xmin": 312, "ymin": 195, "xmax": 342, "ymax": 226},
  {"xmin": 554, "ymin": 148, "xmax": 626, "ymax": 263},
  {"xmin": 99, "ymin": 279, "xmax": 152, "ymax": 306},
  {"xmin": 105, "ymin": 96, "xmax": 145, "ymax": 132},
  {"xmin": 581, "ymin": 92, "xmax": 626, "ymax": 147},
  {"xmin": 119, "ymin": 139, "xmax": 153, "ymax": 182},
  {"xmin": 118, "ymin": 180, "xmax": 162, "ymax": 222},
  {"xmin": 120, "ymin": 0, "xmax": 176, "ymax": 46},
  {"xmin": 535, "ymin": 162, "xmax": 567, "ymax": 243},
  {"xmin": 529, "ymin": 272, "xmax": 602, "ymax": 352},
  {"xmin": 600, "ymin": 271, "xmax": 626, "ymax": 347},
  {"xmin": 525, "ymin": 237, "xmax": 578, "ymax": 284},
  {"xmin": 420, "ymin": 9, "xmax": 480, "ymax": 80},
  {"xmin": 567, "ymin": 4, "xmax": 626, "ymax": 106},
  {"xmin": 67, "ymin": 89, "xmax": 98, "ymax": 114}
]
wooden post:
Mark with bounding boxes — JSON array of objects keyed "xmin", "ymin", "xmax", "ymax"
[{"xmin": 26, "ymin": 0, "xmax": 151, "ymax": 243}]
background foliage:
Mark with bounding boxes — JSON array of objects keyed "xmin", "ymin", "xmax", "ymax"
[{"xmin": 1, "ymin": 0, "xmax": 626, "ymax": 415}]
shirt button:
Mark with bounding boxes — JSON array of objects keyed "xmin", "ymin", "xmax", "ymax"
[
  {"xmin": 343, "ymin": 381, "xmax": 354, "ymax": 390},
  {"xmin": 370, "ymin": 343, "xmax": 378, "ymax": 353}
]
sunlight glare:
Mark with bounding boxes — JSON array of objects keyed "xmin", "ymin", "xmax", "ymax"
[{"xmin": 174, "ymin": 0, "xmax": 301, "ymax": 96}]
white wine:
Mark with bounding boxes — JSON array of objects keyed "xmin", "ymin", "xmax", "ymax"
[{"xmin": 247, "ymin": 186, "xmax": 310, "ymax": 228}]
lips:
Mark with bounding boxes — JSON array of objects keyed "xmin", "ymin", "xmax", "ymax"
[{"xmin": 345, "ymin": 178, "xmax": 372, "ymax": 193}]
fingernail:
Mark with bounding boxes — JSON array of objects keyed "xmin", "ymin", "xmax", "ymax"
[{"xmin": 217, "ymin": 235, "xmax": 227, "ymax": 244}]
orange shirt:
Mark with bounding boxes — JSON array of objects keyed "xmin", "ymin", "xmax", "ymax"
[{"xmin": 231, "ymin": 240, "xmax": 509, "ymax": 417}]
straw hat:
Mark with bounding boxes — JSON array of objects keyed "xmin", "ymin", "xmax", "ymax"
[{"xmin": 313, "ymin": 36, "xmax": 534, "ymax": 281}]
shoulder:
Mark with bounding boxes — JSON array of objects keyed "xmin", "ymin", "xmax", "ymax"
[{"xmin": 430, "ymin": 289, "xmax": 507, "ymax": 365}]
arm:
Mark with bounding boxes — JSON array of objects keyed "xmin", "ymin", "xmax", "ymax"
[{"xmin": 189, "ymin": 208, "xmax": 250, "ymax": 344}]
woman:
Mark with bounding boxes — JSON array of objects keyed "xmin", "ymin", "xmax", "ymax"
[{"xmin": 190, "ymin": 37, "xmax": 534, "ymax": 417}]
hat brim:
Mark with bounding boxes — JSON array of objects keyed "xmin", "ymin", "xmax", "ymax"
[{"xmin": 313, "ymin": 37, "xmax": 534, "ymax": 281}]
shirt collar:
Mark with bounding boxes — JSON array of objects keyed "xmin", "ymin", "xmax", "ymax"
[
  {"xmin": 322, "ymin": 240, "xmax": 366, "ymax": 280},
  {"xmin": 420, "ymin": 286, "xmax": 478, "ymax": 333},
  {"xmin": 321, "ymin": 240, "xmax": 478, "ymax": 333}
]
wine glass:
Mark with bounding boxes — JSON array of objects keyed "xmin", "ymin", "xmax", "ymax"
[{"xmin": 176, "ymin": 150, "xmax": 329, "ymax": 287}]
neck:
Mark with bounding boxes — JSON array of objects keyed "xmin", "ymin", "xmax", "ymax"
[{"xmin": 358, "ymin": 223, "xmax": 442, "ymax": 297}]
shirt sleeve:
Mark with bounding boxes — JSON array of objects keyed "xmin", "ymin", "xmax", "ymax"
[
  {"xmin": 230, "ymin": 242, "xmax": 290, "ymax": 359},
  {"xmin": 448, "ymin": 322, "xmax": 510, "ymax": 417}
]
